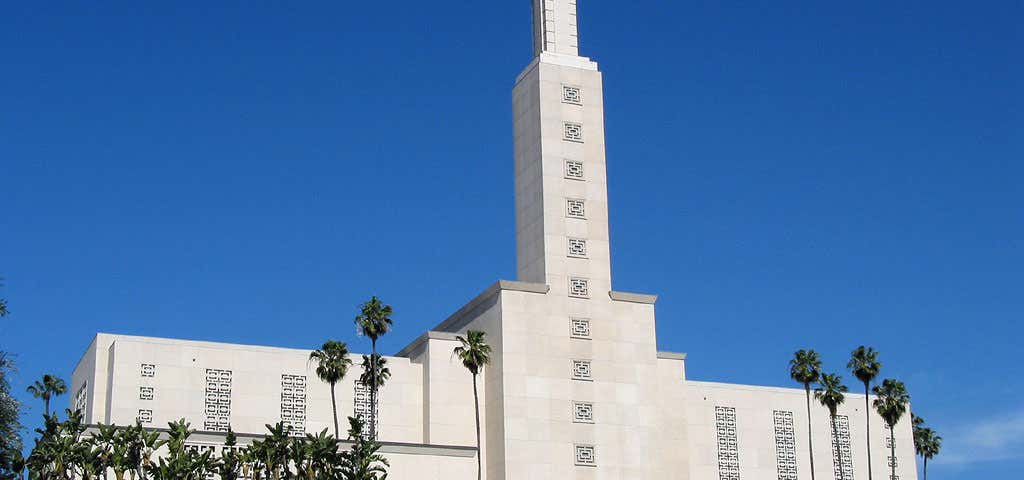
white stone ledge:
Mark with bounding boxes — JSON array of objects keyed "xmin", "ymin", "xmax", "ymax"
[
  {"xmin": 657, "ymin": 351, "xmax": 687, "ymax": 360},
  {"xmin": 608, "ymin": 291, "xmax": 658, "ymax": 304},
  {"xmin": 84, "ymin": 426, "xmax": 477, "ymax": 458}
]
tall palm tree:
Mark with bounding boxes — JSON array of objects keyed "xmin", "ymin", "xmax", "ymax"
[
  {"xmin": 26, "ymin": 374, "xmax": 68, "ymax": 416},
  {"xmin": 873, "ymin": 379, "xmax": 910, "ymax": 480},
  {"xmin": 354, "ymin": 296, "xmax": 393, "ymax": 440},
  {"xmin": 815, "ymin": 373, "xmax": 849, "ymax": 480},
  {"xmin": 454, "ymin": 330, "xmax": 491, "ymax": 480},
  {"xmin": 358, "ymin": 355, "xmax": 391, "ymax": 395},
  {"xmin": 308, "ymin": 340, "xmax": 353, "ymax": 438},
  {"xmin": 914, "ymin": 427, "xmax": 941, "ymax": 480},
  {"xmin": 848, "ymin": 346, "xmax": 881, "ymax": 480},
  {"xmin": 790, "ymin": 349, "xmax": 822, "ymax": 480}
]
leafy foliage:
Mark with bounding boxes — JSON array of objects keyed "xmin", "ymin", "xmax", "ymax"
[
  {"xmin": 24, "ymin": 417, "xmax": 389, "ymax": 480},
  {"xmin": 0, "ymin": 353, "xmax": 23, "ymax": 480}
]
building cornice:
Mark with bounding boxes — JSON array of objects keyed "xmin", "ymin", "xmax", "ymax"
[
  {"xmin": 657, "ymin": 351, "xmax": 687, "ymax": 360},
  {"xmin": 609, "ymin": 291, "xmax": 658, "ymax": 304},
  {"xmin": 83, "ymin": 426, "xmax": 477, "ymax": 458}
]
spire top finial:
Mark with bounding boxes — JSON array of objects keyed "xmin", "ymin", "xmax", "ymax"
[{"xmin": 532, "ymin": 0, "xmax": 579, "ymax": 57}]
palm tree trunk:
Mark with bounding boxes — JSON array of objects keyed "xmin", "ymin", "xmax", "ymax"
[
  {"xmin": 371, "ymin": 338, "xmax": 378, "ymax": 441},
  {"xmin": 889, "ymin": 422, "xmax": 896, "ymax": 480},
  {"xmin": 805, "ymin": 384, "xmax": 817, "ymax": 480},
  {"xmin": 923, "ymin": 457, "xmax": 928, "ymax": 480},
  {"xmin": 864, "ymin": 383, "xmax": 873, "ymax": 480},
  {"xmin": 44, "ymin": 396, "xmax": 50, "ymax": 416},
  {"xmin": 830, "ymin": 414, "xmax": 841, "ymax": 480},
  {"xmin": 330, "ymin": 382, "xmax": 339, "ymax": 438},
  {"xmin": 472, "ymin": 373, "xmax": 482, "ymax": 480}
]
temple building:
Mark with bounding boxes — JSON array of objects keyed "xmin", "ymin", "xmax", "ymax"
[{"xmin": 69, "ymin": 1, "xmax": 917, "ymax": 479}]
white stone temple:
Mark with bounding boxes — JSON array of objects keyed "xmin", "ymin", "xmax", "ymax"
[{"xmin": 69, "ymin": 1, "xmax": 917, "ymax": 479}]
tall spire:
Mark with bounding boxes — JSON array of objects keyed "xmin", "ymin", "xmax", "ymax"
[{"xmin": 532, "ymin": 0, "xmax": 579, "ymax": 57}]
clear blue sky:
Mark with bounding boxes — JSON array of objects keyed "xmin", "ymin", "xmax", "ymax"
[{"xmin": 2, "ymin": 1, "xmax": 1020, "ymax": 477}]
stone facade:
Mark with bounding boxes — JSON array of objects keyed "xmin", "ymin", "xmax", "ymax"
[{"xmin": 69, "ymin": 1, "xmax": 918, "ymax": 479}]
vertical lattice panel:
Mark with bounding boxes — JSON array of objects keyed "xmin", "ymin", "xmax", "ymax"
[
  {"xmin": 73, "ymin": 383, "xmax": 88, "ymax": 414},
  {"xmin": 773, "ymin": 411, "xmax": 797, "ymax": 480},
  {"xmin": 830, "ymin": 415, "xmax": 854, "ymax": 480},
  {"xmin": 281, "ymin": 375, "xmax": 307, "ymax": 436},
  {"xmin": 354, "ymin": 382, "xmax": 378, "ymax": 436},
  {"xmin": 716, "ymin": 406, "xmax": 740, "ymax": 480},
  {"xmin": 203, "ymin": 369, "xmax": 232, "ymax": 432}
]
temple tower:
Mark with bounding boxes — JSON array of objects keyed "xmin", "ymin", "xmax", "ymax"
[{"xmin": 516, "ymin": 0, "xmax": 611, "ymax": 298}]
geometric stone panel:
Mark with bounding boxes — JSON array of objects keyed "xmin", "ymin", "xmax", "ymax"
[
  {"xmin": 773, "ymin": 410, "xmax": 797, "ymax": 480},
  {"xmin": 570, "ymin": 318, "xmax": 591, "ymax": 339},
  {"xmin": 573, "ymin": 402, "xmax": 594, "ymax": 423},
  {"xmin": 571, "ymin": 360, "xmax": 592, "ymax": 381},
  {"xmin": 574, "ymin": 444, "xmax": 596, "ymax": 466},
  {"xmin": 203, "ymin": 369, "xmax": 232, "ymax": 432},
  {"xmin": 568, "ymin": 238, "xmax": 587, "ymax": 258},
  {"xmin": 563, "ymin": 122, "xmax": 584, "ymax": 142},
  {"xmin": 565, "ymin": 160, "xmax": 585, "ymax": 180},
  {"xmin": 74, "ymin": 383, "xmax": 88, "ymax": 414},
  {"xmin": 140, "ymin": 364, "xmax": 155, "ymax": 378},
  {"xmin": 569, "ymin": 277, "xmax": 589, "ymax": 298},
  {"xmin": 566, "ymin": 199, "xmax": 586, "ymax": 219},
  {"xmin": 139, "ymin": 386, "xmax": 154, "ymax": 401},
  {"xmin": 137, "ymin": 409, "xmax": 153, "ymax": 424},
  {"xmin": 562, "ymin": 85, "xmax": 582, "ymax": 105},
  {"xmin": 281, "ymin": 374, "xmax": 307, "ymax": 437},
  {"xmin": 716, "ymin": 406, "xmax": 740, "ymax": 480},
  {"xmin": 354, "ymin": 381, "xmax": 378, "ymax": 438},
  {"xmin": 830, "ymin": 415, "xmax": 854, "ymax": 480}
]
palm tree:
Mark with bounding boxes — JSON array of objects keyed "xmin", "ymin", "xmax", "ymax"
[
  {"xmin": 873, "ymin": 379, "xmax": 910, "ymax": 480},
  {"xmin": 914, "ymin": 427, "xmax": 941, "ymax": 480},
  {"xmin": 815, "ymin": 373, "xmax": 849, "ymax": 480},
  {"xmin": 27, "ymin": 374, "xmax": 68, "ymax": 416},
  {"xmin": 360, "ymin": 354, "xmax": 391, "ymax": 399},
  {"xmin": 354, "ymin": 296, "xmax": 393, "ymax": 440},
  {"xmin": 789, "ymin": 349, "xmax": 822, "ymax": 480},
  {"xmin": 848, "ymin": 346, "xmax": 881, "ymax": 480},
  {"xmin": 308, "ymin": 340, "xmax": 353, "ymax": 438},
  {"xmin": 0, "ymin": 277, "xmax": 9, "ymax": 318},
  {"xmin": 338, "ymin": 417, "xmax": 389, "ymax": 480},
  {"xmin": 454, "ymin": 330, "xmax": 491, "ymax": 480}
]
